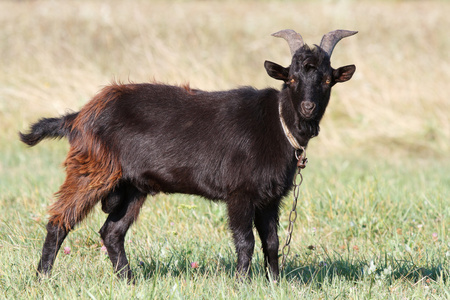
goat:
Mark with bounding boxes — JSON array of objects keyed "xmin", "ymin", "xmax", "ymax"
[{"xmin": 20, "ymin": 29, "xmax": 357, "ymax": 281}]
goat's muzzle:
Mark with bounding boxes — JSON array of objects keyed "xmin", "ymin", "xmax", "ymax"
[{"xmin": 300, "ymin": 101, "xmax": 316, "ymax": 119}]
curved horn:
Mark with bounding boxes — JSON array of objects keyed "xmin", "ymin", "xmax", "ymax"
[
  {"xmin": 272, "ymin": 29, "xmax": 304, "ymax": 56},
  {"xmin": 320, "ymin": 30, "xmax": 358, "ymax": 57}
]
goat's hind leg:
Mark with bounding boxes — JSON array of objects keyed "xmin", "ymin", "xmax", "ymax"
[
  {"xmin": 99, "ymin": 183, "xmax": 146, "ymax": 282},
  {"xmin": 37, "ymin": 222, "xmax": 69, "ymax": 276},
  {"xmin": 37, "ymin": 170, "xmax": 115, "ymax": 277},
  {"xmin": 37, "ymin": 191, "xmax": 93, "ymax": 277}
]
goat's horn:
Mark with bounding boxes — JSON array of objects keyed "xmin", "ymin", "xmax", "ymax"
[
  {"xmin": 319, "ymin": 30, "xmax": 358, "ymax": 57},
  {"xmin": 272, "ymin": 29, "xmax": 304, "ymax": 56}
]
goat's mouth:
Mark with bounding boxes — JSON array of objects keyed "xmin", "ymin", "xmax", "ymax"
[{"xmin": 300, "ymin": 111, "xmax": 316, "ymax": 120}]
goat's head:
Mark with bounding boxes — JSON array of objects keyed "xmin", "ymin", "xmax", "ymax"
[{"xmin": 265, "ymin": 29, "xmax": 357, "ymax": 122}]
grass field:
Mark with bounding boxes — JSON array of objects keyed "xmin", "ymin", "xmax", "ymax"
[{"xmin": 1, "ymin": 0, "xmax": 449, "ymax": 299}]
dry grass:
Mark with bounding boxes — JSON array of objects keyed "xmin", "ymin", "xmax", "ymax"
[{"xmin": 1, "ymin": 0, "xmax": 449, "ymax": 158}]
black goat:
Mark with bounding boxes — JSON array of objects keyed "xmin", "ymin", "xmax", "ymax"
[{"xmin": 20, "ymin": 29, "xmax": 357, "ymax": 281}]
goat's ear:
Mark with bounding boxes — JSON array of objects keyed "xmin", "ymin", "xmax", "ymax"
[
  {"xmin": 264, "ymin": 60, "xmax": 290, "ymax": 82},
  {"xmin": 333, "ymin": 65, "xmax": 356, "ymax": 83}
]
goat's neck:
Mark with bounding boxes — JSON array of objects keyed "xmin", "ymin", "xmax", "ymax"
[
  {"xmin": 278, "ymin": 101, "xmax": 302, "ymax": 150},
  {"xmin": 278, "ymin": 93, "xmax": 318, "ymax": 149}
]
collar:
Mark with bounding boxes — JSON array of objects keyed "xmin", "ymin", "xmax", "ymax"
[{"xmin": 278, "ymin": 102, "xmax": 302, "ymax": 150}]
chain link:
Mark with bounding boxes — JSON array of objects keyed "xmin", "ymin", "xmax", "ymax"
[{"xmin": 280, "ymin": 146, "xmax": 307, "ymax": 271}]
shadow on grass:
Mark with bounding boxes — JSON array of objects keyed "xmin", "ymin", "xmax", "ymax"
[
  {"xmin": 135, "ymin": 251, "xmax": 448, "ymax": 285},
  {"xmin": 282, "ymin": 256, "xmax": 448, "ymax": 286},
  {"xmin": 135, "ymin": 250, "xmax": 236, "ymax": 280}
]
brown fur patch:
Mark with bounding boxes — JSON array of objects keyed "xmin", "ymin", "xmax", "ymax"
[
  {"xmin": 49, "ymin": 84, "xmax": 127, "ymax": 230},
  {"xmin": 73, "ymin": 83, "xmax": 135, "ymax": 131},
  {"xmin": 180, "ymin": 83, "xmax": 196, "ymax": 95}
]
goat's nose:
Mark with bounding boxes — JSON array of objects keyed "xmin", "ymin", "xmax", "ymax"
[{"xmin": 301, "ymin": 102, "xmax": 316, "ymax": 112}]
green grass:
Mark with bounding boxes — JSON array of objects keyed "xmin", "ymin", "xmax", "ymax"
[
  {"xmin": 1, "ymin": 136, "xmax": 449, "ymax": 298},
  {"xmin": 1, "ymin": 0, "xmax": 449, "ymax": 298}
]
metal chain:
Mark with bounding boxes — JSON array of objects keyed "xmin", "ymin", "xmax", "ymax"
[{"xmin": 280, "ymin": 146, "xmax": 307, "ymax": 271}]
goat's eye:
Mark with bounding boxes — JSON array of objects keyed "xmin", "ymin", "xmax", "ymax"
[{"xmin": 325, "ymin": 79, "xmax": 331, "ymax": 84}]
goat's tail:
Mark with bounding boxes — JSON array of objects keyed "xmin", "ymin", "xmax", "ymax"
[{"xmin": 19, "ymin": 112, "xmax": 78, "ymax": 146}]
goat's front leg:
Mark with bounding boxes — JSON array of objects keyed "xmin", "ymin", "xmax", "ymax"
[
  {"xmin": 227, "ymin": 198, "xmax": 255, "ymax": 279},
  {"xmin": 254, "ymin": 202, "xmax": 280, "ymax": 281}
]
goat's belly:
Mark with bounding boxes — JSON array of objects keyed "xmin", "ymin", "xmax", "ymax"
[
  {"xmin": 125, "ymin": 162, "xmax": 293, "ymax": 206},
  {"xmin": 127, "ymin": 167, "xmax": 228, "ymax": 201}
]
